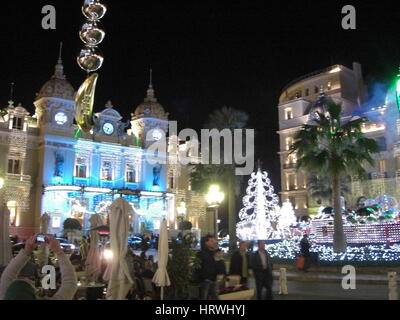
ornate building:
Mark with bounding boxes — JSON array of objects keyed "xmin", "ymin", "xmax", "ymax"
[
  {"xmin": 0, "ymin": 54, "xmax": 207, "ymax": 239},
  {"xmin": 277, "ymin": 62, "xmax": 400, "ymax": 217}
]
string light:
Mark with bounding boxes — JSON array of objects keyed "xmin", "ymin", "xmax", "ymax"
[{"xmin": 265, "ymin": 239, "xmax": 400, "ymax": 263}]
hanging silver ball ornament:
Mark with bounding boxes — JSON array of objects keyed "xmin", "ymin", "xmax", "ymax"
[
  {"xmin": 82, "ymin": 0, "xmax": 107, "ymax": 21},
  {"xmin": 77, "ymin": 46, "xmax": 104, "ymax": 72},
  {"xmin": 79, "ymin": 21, "xmax": 105, "ymax": 46}
]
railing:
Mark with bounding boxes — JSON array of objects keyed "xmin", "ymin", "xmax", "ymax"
[
  {"xmin": 6, "ymin": 174, "xmax": 31, "ymax": 182},
  {"xmin": 281, "ymin": 65, "xmax": 340, "ymax": 93},
  {"xmin": 283, "ymin": 163, "xmax": 296, "ymax": 170},
  {"xmin": 370, "ymin": 172, "xmax": 388, "ymax": 179}
]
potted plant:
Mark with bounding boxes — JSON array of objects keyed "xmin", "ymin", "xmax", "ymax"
[{"xmin": 166, "ymin": 238, "xmax": 200, "ymax": 300}]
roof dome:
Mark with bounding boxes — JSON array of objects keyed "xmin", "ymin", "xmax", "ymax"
[
  {"xmin": 132, "ymin": 70, "xmax": 168, "ymax": 120},
  {"xmin": 36, "ymin": 51, "xmax": 76, "ymax": 101}
]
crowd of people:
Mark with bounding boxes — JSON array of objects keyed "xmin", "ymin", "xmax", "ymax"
[
  {"xmin": 194, "ymin": 235, "xmax": 275, "ymax": 300},
  {"xmin": 0, "ymin": 232, "xmax": 315, "ymax": 300}
]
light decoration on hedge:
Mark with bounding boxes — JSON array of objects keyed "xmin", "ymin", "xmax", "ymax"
[
  {"xmin": 277, "ymin": 200, "xmax": 297, "ymax": 238},
  {"xmin": 265, "ymin": 239, "xmax": 400, "ymax": 263},
  {"xmin": 236, "ymin": 167, "xmax": 280, "ymax": 241}
]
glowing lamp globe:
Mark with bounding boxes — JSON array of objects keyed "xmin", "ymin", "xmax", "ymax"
[
  {"xmin": 77, "ymin": 46, "xmax": 104, "ymax": 72},
  {"xmin": 103, "ymin": 249, "xmax": 113, "ymax": 260},
  {"xmin": 82, "ymin": 0, "xmax": 107, "ymax": 21},
  {"xmin": 79, "ymin": 21, "xmax": 105, "ymax": 46},
  {"xmin": 205, "ymin": 185, "xmax": 224, "ymax": 206}
]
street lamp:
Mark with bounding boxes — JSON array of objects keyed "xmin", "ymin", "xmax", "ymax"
[
  {"xmin": 176, "ymin": 199, "xmax": 187, "ymax": 231},
  {"xmin": 205, "ymin": 185, "xmax": 224, "ymax": 238}
]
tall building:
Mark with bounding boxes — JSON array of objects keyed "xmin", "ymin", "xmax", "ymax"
[
  {"xmin": 0, "ymin": 53, "xmax": 208, "ymax": 239},
  {"xmin": 277, "ymin": 62, "xmax": 367, "ymax": 216}
]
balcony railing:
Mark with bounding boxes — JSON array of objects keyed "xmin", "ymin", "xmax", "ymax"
[
  {"xmin": 370, "ymin": 172, "xmax": 388, "ymax": 180},
  {"xmin": 6, "ymin": 173, "xmax": 31, "ymax": 182},
  {"xmin": 283, "ymin": 163, "xmax": 296, "ymax": 169}
]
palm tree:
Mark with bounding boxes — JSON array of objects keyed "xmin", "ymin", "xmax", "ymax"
[
  {"xmin": 290, "ymin": 101, "xmax": 379, "ymax": 253},
  {"xmin": 307, "ymin": 175, "xmax": 350, "ymax": 204},
  {"xmin": 191, "ymin": 106, "xmax": 249, "ymax": 250}
]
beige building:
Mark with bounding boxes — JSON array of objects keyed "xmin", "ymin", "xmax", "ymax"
[{"xmin": 277, "ymin": 62, "xmax": 373, "ymax": 217}]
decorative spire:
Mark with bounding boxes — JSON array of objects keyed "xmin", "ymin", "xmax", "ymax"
[
  {"xmin": 8, "ymin": 82, "xmax": 14, "ymax": 108},
  {"xmin": 105, "ymin": 100, "xmax": 113, "ymax": 109},
  {"xmin": 149, "ymin": 68, "xmax": 153, "ymax": 89},
  {"xmin": 257, "ymin": 159, "xmax": 263, "ymax": 170},
  {"xmin": 53, "ymin": 42, "xmax": 66, "ymax": 80},
  {"xmin": 145, "ymin": 68, "xmax": 156, "ymax": 102}
]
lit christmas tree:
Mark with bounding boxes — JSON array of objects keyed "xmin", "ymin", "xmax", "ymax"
[
  {"xmin": 278, "ymin": 200, "xmax": 297, "ymax": 238},
  {"xmin": 236, "ymin": 166, "xmax": 280, "ymax": 241}
]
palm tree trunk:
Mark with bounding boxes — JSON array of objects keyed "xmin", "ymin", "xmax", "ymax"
[
  {"xmin": 332, "ymin": 175, "xmax": 347, "ymax": 253},
  {"xmin": 228, "ymin": 166, "xmax": 237, "ymax": 251}
]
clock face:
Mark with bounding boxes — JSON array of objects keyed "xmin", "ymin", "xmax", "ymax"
[
  {"xmin": 103, "ymin": 122, "xmax": 114, "ymax": 135},
  {"xmin": 152, "ymin": 129, "xmax": 163, "ymax": 141},
  {"xmin": 54, "ymin": 112, "xmax": 68, "ymax": 125}
]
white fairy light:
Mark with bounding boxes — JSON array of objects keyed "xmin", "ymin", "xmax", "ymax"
[{"xmin": 236, "ymin": 168, "xmax": 280, "ymax": 241}]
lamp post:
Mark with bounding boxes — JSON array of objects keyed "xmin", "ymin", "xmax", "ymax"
[
  {"xmin": 176, "ymin": 199, "xmax": 187, "ymax": 233},
  {"xmin": 205, "ymin": 185, "xmax": 224, "ymax": 238}
]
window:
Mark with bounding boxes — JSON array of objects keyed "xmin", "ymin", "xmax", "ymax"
[
  {"xmin": 7, "ymin": 201, "xmax": 17, "ymax": 226},
  {"xmin": 52, "ymin": 216, "xmax": 61, "ymax": 228},
  {"xmin": 12, "ymin": 117, "xmax": 23, "ymax": 130},
  {"xmin": 314, "ymin": 86, "xmax": 319, "ymax": 94},
  {"xmin": 327, "ymin": 81, "xmax": 332, "ymax": 90},
  {"xmin": 75, "ymin": 157, "xmax": 88, "ymax": 178},
  {"xmin": 169, "ymin": 176, "xmax": 174, "ymax": 189},
  {"xmin": 286, "ymin": 137, "xmax": 293, "ymax": 151},
  {"xmin": 101, "ymin": 160, "xmax": 113, "ymax": 181},
  {"xmin": 285, "ymin": 108, "xmax": 293, "ymax": 120},
  {"xmin": 8, "ymin": 159, "xmax": 21, "ymax": 174},
  {"xmin": 289, "ymin": 196, "xmax": 296, "ymax": 208},
  {"xmin": 305, "ymin": 88, "xmax": 309, "ymax": 96},
  {"xmin": 377, "ymin": 137, "xmax": 387, "ymax": 152},
  {"xmin": 295, "ymin": 91, "xmax": 302, "ymax": 98},
  {"xmin": 379, "ymin": 160, "xmax": 386, "ymax": 173},
  {"xmin": 126, "ymin": 163, "xmax": 137, "ymax": 183}
]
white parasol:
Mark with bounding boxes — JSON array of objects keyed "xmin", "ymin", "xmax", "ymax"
[
  {"xmin": 152, "ymin": 219, "xmax": 170, "ymax": 300},
  {"xmin": 85, "ymin": 213, "xmax": 103, "ymax": 281},
  {"xmin": 105, "ymin": 198, "xmax": 134, "ymax": 300},
  {"xmin": 0, "ymin": 204, "xmax": 12, "ymax": 266}
]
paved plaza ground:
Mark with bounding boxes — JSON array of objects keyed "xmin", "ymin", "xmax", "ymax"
[{"xmin": 137, "ymin": 249, "xmax": 398, "ymax": 300}]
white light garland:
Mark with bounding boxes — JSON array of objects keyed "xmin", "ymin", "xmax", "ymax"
[
  {"xmin": 236, "ymin": 168, "xmax": 280, "ymax": 241},
  {"xmin": 264, "ymin": 238, "xmax": 400, "ymax": 263}
]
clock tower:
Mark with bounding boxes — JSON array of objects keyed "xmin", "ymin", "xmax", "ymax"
[
  {"xmin": 93, "ymin": 100, "xmax": 128, "ymax": 142},
  {"xmin": 34, "ymin": 43, "xmax": 76, "ymax": 133},
  {"xmin": 131, "ymin": 70, "xmax": 169, "ymax": 148}
]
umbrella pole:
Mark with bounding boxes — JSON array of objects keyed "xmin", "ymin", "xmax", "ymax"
[{"xmin": 161, "ymin": 286, "xmax": 164, "ymax": 300}]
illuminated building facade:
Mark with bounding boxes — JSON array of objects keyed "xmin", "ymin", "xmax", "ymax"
[
  {"xmin": 277, "ymin": 62, "xmax": 400, "ymax": 217},
  {"xmin": 0, "ymin": 55, "xmax": 207, "ymax": 239}
]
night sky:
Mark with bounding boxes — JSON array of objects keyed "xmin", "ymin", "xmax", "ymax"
[{"xmin": 1, "ymin": 0, "xmax": 400, "ymax": 206}]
